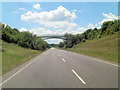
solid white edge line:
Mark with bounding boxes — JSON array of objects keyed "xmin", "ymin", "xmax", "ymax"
[
  {"xmin": 0, "ymin": 55, "xmax": 40, "ymax": 86},
  {"xmin": 63, "ymin": 49, "xmax": 119, "ymax": 67},
  {"xmin": 72, "ymin": 69, "xmax": 86, "ymax": 84},
  {"xmin": 62, "ymin": 59, "xmax": 66, "ymax": 62},
  {"xmin": 90, "ymin": 58, "xmax": 119, "ymax": 67}
]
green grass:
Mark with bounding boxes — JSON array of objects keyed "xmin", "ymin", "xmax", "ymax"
[
  {"xmin": 64, "ymin": 32, "xmax": 119, "ymax": 63},
  {"xmin": 2, "ymin": 41, "xmax": 45, "ymax": 74}
]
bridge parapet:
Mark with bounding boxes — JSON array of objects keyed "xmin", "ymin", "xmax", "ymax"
[{"xmin": 40, "ymin": 35, "xmax": 67, "ymax": 40}]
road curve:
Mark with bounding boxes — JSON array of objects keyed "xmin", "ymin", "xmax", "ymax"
[{"xmin": 1, "ymin": 48, "xmax": 118, "ymax": 88}]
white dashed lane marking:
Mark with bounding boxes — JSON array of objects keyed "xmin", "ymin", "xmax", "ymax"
[
  {"xmin": 62, "ymin": 59, "xmax": 66, "ymax": 62},
  {"xmin": 72, "ymin": 69, "xmax": 86, "ymax": 85}
]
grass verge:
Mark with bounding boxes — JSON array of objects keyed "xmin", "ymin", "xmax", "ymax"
[
  {"xmin": 62, "ymin": 32, "xmax": 119, "ymax": 63},
  {"xmin": 2, "ymin": 41, "xmax": 46, "ymax": 74}
]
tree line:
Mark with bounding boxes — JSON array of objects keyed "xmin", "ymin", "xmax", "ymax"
[
  {"xmin": 59, "ymin": 20, "xmax": 120, "ymax": 48},
  {"xmin": 0, "ymin": 23, "xmax": 50, "ymax": 51}
]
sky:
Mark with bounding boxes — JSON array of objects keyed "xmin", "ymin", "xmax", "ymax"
[{"xmin": 1, "ymin": 2, "xmax": 118, "ymax": 44}]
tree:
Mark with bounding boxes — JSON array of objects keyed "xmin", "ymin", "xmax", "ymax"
[
  {"xmin": 59, "ymin": 42, "xmax": 64, "ymax": 48},
  {"xmin": 1, "ymin": 23, "xmax": 49, "ymax": 51},
  {"xmin": 58, "ymin": 19, "xmax": 120, "ymax": 49}
]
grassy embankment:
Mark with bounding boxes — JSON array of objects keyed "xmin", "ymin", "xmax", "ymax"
[
  {"xmin": 2, "ymin": 41, "xmax": 45, "ymax": 74},
  {"xmin": 64, "ymin": 32, "xmax": 119, "ymax": 63}
]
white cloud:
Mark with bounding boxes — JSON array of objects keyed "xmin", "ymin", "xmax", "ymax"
[
  {"xmin": 29, "ymin": 27, "xmax": 57, "ymax": 36},
  {"xmin": 18, "ymin": 27, "xmax": 87, "ymax": 44},
  {"xmin": 98, "ymin": 13, "xmax": 118, "ymax": 24},
  {"xmin": 1, "ymin": 22, "xmax": 7, "ymax": 28},
  {"xmin": 41, "ymin": 21, "xmax": 78, "ymax": 29},
  {"xmin": 77, "ymin": 27, "xmax": 86, "ymax": 33},
  {"xmin": 19, "ymin": 8, "xmax": 26, "ymax": 10},
  {"xmin": 21, "ymin": 6, "xmax": 77, "ymax": 29},
  {"xmin": 21, "ymin": 26, "xmax": 86, "ymax": 37},
  {"xmin": 87, "ymin": 23, "xmax": 101, "ymax": 29},
  {"xmin": 86, "ymin": 13, "xmax": 117, "ymax": 30},
  {"xmin": 33, "ymin": 3, "xmax": 41, "ymax": 10},
  {"xmin": 29, "ymin": 27, "xmax": 73, "ymax": 36},
  {"xmin": 22, "ymin": 6, "xmax": 76, "ymax": 22},
  {"xmin": 20, "ymin": 28, "xmax": 28, "ymax": 32},
  {"xmin": 72, "ymin": 10, "xmax": 82, "ymax": 13},
  {"xmin": 4, "ymin": 23, "xmax": 7, "ymax": 28},
  {"xmin": 56, "ymin": 27, "xmax": 86, "ymax": 35},
  {"xmin": 73, "ymin": 10, "xmax": 77, "ymax": 12},
  {"xmin": 87, "ymin": 23, "xmax": 95, "ymax": 29}
]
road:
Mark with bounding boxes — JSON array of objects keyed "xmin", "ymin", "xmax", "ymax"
[{"xmin": 1, "ymin": 48, "xmax": 118, "ymax": 88}]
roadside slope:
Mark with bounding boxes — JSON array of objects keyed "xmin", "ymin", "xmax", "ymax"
[
  {"xmin": 65, "ymin": 32, "xmax": 119, "ymax": 62},
  {"xmin": 2, "ymin": 41, "xmax": 44, "ymax": 74}
]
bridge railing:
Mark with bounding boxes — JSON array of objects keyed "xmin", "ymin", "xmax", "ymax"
[{"xmin": 40, "ymin": 35, "xmax": 67, "ymax": 40}]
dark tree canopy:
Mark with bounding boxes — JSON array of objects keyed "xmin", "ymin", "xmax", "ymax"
[
  {"xmin": 1, "ymin": 23, "xmax": 49, "ymax": 51},
  {"xmin": 58, "ymin": 19, "xmax": 120, "ymax": 48}
]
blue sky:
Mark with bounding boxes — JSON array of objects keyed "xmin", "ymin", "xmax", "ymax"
[{"xmin": 2, "ymin": 2, "xmax": 118, "ymax": 44}]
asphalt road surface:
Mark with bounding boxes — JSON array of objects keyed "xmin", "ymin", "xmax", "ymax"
[{"xmin": 1, "ymin": 48, "xmax": 118, "ymax": 88}]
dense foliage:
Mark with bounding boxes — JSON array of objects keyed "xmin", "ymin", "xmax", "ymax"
[
  {"xmin": 0, "ymin": 23, "xmax": 49, "ymax": 51},
  {"xmin": 49, "ymin": 44, "xmax": 58, "ymax": 47},
  {"xmin": 59, "ymin": 20, "xmax": 120, "ymax": 48}
]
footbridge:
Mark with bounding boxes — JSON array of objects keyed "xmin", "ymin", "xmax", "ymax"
[{"xmin": 40, "ymin": 35, "xmax": 67, "ymax": 40}]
